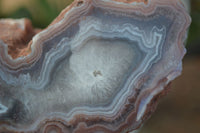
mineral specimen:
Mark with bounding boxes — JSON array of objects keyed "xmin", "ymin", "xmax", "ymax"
[{"xmin": 0, "ymin": 0, "xmax": 191, "ymax": 132}]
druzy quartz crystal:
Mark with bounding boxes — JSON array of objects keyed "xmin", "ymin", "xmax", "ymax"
[{"xmin": 0, "ymin": 0, "xmax": 191, "ymax": 132}]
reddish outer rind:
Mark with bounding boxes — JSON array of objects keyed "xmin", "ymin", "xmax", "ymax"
[
  {"xmin": 49, "ymin": 0, "xmax": 147, "ymax": 26},
  {"xmin": 0, "ymin": 19, "xmax": 40, "ymax": 59}
]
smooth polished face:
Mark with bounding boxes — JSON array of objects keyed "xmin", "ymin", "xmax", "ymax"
[{"xmin": 0, "ymin": 0, "xmax": 191, "ymax": 132}]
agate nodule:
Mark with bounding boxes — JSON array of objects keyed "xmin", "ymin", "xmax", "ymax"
[{"xmin": 0, "ymin": 0, "xmax": 191, "ymax": 132}]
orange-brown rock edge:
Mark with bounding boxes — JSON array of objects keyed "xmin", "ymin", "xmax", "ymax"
[{"xmin": 0, "ymin": 19, "xmax": 41, "ymax": 59}]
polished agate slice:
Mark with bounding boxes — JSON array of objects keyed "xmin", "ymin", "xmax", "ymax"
[{"xmin": 0, "ymin": 0, "xmax": 191, "ymax": 132}]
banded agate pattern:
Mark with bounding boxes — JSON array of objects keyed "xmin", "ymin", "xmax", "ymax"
[{"xmin": 0, "ymin": 0, "xmax": 191, "ymax": 133}]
